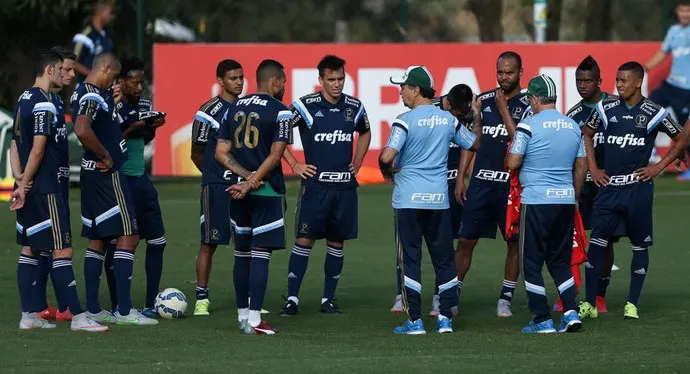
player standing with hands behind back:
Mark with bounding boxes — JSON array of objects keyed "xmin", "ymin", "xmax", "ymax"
[
  {"xmin": 280, "ymin": 55, "xmax": 371, "ymax": 316},
  {"xmin": 380, "ymin": 66, "xmax": 481, "ymax": 334}
]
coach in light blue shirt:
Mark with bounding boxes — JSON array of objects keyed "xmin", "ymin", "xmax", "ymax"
[
  {"xmin": 379, "ymin": 66, "xmax": 481, "ymax": 335},
  {"xmin": 506, "ymin": 74, "xmax": 587, "ymax": 334}
]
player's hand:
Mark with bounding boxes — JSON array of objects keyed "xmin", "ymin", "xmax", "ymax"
[
  {"xmin": 10, "ymin": 187, "xmax": 25, "ymax": 211},
  {"xmin": 152, "ymin": 117, "xmax": 166, "ymax": 128},
  {"xmin": 454, "ymin": 180, "xmax": 467, "ymax": 205},
  {"xmin": 471, "ymin": 94, "xmax": 482, "ymax": 118},
  {"xmin": 227, "ymin": 183, "xmax": 251, "ymax": 199},
  {"xmin": 382, "ymin": 167, "xmax": 399, "ymax": 184},
  {"xmin": 292, "ymin": 162, "xmax": 317, "ymax": 179},
  {"xmin": 96, "ymin": 153, "xmax": 113, "ymax": 173},
  {"xmin": 635, "ymin": 163, "xmax": 664, "ymax": 182},
  {"xmin": 495, "ymin": 89, "xmax": 508, "ymax": 113},
  {"xmin": 23, "ymin": 180, "xmax": 33, "ymax": 193},
  {"xmin": 675, "ymin": 151, "xmax": 689, "ymax": 171},
  {"xmin": 590, "ymin": 167, "xmax": 610, "ymax": 187},
  {"xmin": 349, "ymin": 162, "xmax": 362, "ymax": 176},
  {"xmin": 112, "ymin": 84, "xmax": 122, "ymax": 104}
]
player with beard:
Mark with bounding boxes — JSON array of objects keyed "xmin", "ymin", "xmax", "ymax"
[{"xmin": 454, "ymin": 52, "xmax": 531, "ymax": 319}]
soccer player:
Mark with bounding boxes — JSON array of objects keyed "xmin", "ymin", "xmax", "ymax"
[
  {"xmin": 279, "ymin": 55, "xmax": 371, "ymax": 316},
  {"xmin": 216, "ymin": 59, "xmax": 292, "ymax": 335},
  {"xmin": 11, "ymin": 49, "xmax": 107, "ymax": 332},
  {"xmin": 560, "ymin": 55, "xmax": 622, "ymax": 313},
  {"xmin": 380, "ymin": 66, "xmax": 481, "ymax": 334},
  {"xmin": 579, "ymin": 61, "xmax": 688, "ymax": 320},
  {"xmin": 506, "ymin": 74, "xmax": 586, "ymax": 334},
  {"xmin": 72, "ymin": 53, "xmax": 157, "ymax": 325},
  {"xmin": 72, "ymin": 0, "xmax": 114, "ymax": 83},
  {"xmin": 116, "ymin": 56, "xmax": 167, "ymax": 317},
  {"xmin": 645, "ymin": 2, "xmax": 690, "ymax": 176},
  {"xmin": 454, "ymin": 51, "xmax": 530, "ymax": 318},
  {"xmin": 189, "ymin": 59, "xmax": 244, "ymax": 316},
  {"xmin": 390, "ymin": 84, "xmax": 474, "ymax": 316}
]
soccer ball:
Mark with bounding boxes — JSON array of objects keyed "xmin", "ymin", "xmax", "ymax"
[{"xmin": 154, "ymin": 288, "xmax": 187, "ymax": 319}]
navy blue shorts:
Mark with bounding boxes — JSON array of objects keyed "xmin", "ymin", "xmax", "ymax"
[
  {"xmin": 519, "ymin": 204, "xmax": 575, "ymax": 275},
  {"xmin": 200, "ymin": 184, "xmax": 231, "ymax": 245},
  {"xmin": 17, "ymin": 192, "xmax": 72, "ymax": 252},
  {"xmin": 127, "ymin": 175, "xmax": 165, "ymax": 241},
  {"xmin": 590, "ymin": 182, "xmax": 654, "ymax": 248},
  {"xmin": 579, "ymin": 182, "xmax": 598, "ymax": 230},
  {"xmin": 448, "ymin": 183, "xmax": 462, "ymax": 239},
  {"xmin": 231, "ymin": 195, "xmax": 286, "ymax": 250},
  {"xmin": 649, "ymin": 81, "xmax": 690, "ymax": 124},
  {"xmin": 295, "ymin": 186, "xmax": 357, "ymax": 241},
  {"xmin": 80, "ymin": 170, "xmax": 138, "ymax": 240},
  {"xmin": 459, "ymin": 183, "xmax": 513, "ymax": 241}
]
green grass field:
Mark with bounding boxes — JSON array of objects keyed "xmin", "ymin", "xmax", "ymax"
[{"xmin": 1, "ymin": 177, "xmax": 689, "ymax": 373}]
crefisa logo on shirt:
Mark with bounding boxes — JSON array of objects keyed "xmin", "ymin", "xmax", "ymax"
[
  {"xmin": 542, "ymin": 119, "xmax": 574, "ymax": 131},
  {"xmin": 411, "ymin": 192, "xmax": 446, "ymax": 204},
  {"xmin": 417, "ymin": 115, "xmax": 448, "ymax": 129}
]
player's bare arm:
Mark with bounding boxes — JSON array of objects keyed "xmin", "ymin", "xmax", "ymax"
[
  {"xmin": 74, "ymin": 115, "xmax": 112, "ymax": 172},
  {"xmin": 214, "ymin": 138, "xmax": 252, "ymax": 179},
  {"xmin": 644, "ymin": 50, "xmax": 668, "ymax": 72},
  {"xmin": 190, "ymin": 143, "xmax": 205, "ymax": 172},
  {"xmin": 468, "ymin": 94, "xmax": 483, "ymax": 151},
  {"xmin": 505, "ymin": 152, "xmax": 523, "ymax": 171},
  {"xmin": 122, "ymin": 120, "xmax": 146, "ymax": 139},
  {"xmin": 573, "ymin": 157, "xmax": 587, "ymax": 203},
  {"xmin": 10, "ymin": 135, "xmax": 47, "ymax": 211},
  {"xmin": 494, "ymin": 89, "xmax": 517, "ymax": 139},
  {"xmin": 582, "ymin": 110, "xmax": 609, "ymax": 186},
  {"xmin": 283, "ymin": 147, "xmax": 316, "ymax": 179},
  {"xmin": 636, "ymin": 119, "xmax": 689, "ymax": 181},
  {"xmin": 350, "ymin": 130, "xmax": 371, "ymax": 175},
  {"xmin": 9, "ymin": 139, "xmax": 22, "ymax": 181},
  {"xmin": 378, "ymin": 147, "xmax": 399, "ymax": 184},
  {"xmin": 455, "ymin": 95, "xmax": 483, "ymax": 203}
]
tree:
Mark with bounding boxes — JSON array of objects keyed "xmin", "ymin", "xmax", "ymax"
[
  {"xmin": 467, "ymin": 0, "xmax": 504, "ymax": 41},
  {"xmin": 584, "ymin": 0, "xmax": 612, "ymax": 41}
]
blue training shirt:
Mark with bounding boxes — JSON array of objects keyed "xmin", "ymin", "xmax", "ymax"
[
  {"xmin": 510, "ymin": 109, "xmax": 585, "ymax": 205},
  {"xmin": 662, "ymin": 24, "xmax": 690, "ymax": 90},
  {"xmin": 385, "ymin": 104, "xmax": 477, "ymax": 210}
]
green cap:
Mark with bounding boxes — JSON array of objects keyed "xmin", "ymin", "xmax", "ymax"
[
  {"xmin": 527, "ymin": 74, "xmax": 557, "ymax": 98},
  {"xmin": 389, "ymin": 66, "xmax": 434, "ymax": 89}
]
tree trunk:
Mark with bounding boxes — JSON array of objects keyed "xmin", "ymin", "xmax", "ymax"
[
  {"xmin": 546, "ymin": 0, "xmax": 562, "ymax": 41},
  {"xmin": 584, "ymin": 0, "xmax": 612, "ymax": 41},
  {"xmin": 467, "ymin": 0, "xmax": 504, "ymax": 42}
]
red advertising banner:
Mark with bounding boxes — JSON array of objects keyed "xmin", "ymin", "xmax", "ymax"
[{"xmin": 152, "ymin": 43, "xmax": 670, "ymax": 178}]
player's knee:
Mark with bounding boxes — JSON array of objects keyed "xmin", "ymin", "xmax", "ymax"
[
  {"xmin": 52, "ymin": 247, "xmax": 73, "ymax": 259},
  {"xmin": 117, "ymin": 235, "xmax": 139, "ymax": 250},
  {"xmin": 20, "ymin": 246, "xmax": 33, "ymax": 256},
  {"xmin": 88, "ymin": 240, "xmax": 105, "ymax": 253},
  {"xmin": 456, "ymin": 238, "xmax": 476, "ymax": 253},
  {"xmin": 199, "ymin": 243, "xmax": 217, "ymax": 256},
  {"xmin": 295, "ymin": 237, "xmax": 315, "ymax": 248},
  {"xmin": 325, "ymin": 240, "xmax": 343, "ymax": 249}
]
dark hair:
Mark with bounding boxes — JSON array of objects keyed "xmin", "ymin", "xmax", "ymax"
[
  {"xmin": 50, "ymin": 46, "xmax": 76, "ymax": 61},
  {"xmin": 256, "ymin": 59, "xmax": 285, "ymax": 84},
  {"xmin": 576, "ymin": 55, "xmax": 601, "ymax": 79},
  {"xmin": 317, "ymin": 55, "xmax": 345, "ymax": 77},
  {"xmin": 538, "ymin": 97, "xmax": 557, "ymax": 105},
  {"xmin": 447, "ymin": 84, "xmax": 473, "ymax": 111},
  {"xmin": 497, "ymin": 51, "xmax": 522, "ymax": 70},
  {"xmin": 34, "ymin": 49, "xmax": 63, "ymax": 77},
  {"xmin": 618, "ymin": 61, "xmax": 645, "ymax": 79},
  {"xmin": 119, "ymin": 56, "xmax": 145, "ymax": 78},
  {"xmin": 94, "ymin": 0, "xmax": 113, "ymax": 12},
  {"xmin": 216, "ymin": 59, "xmax": 242, "ymax": 79},
  {"xmin": 419, "ymin": 86, "xmax": 436, "ymax": 99}
]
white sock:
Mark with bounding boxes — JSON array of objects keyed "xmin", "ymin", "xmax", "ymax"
[
  {"xmin": 438, "ymin": 314, "xmax": 449, "ymax": 321},
  {"xmin": 248, "ymin": 310, "xmax": 261, "ymax": 327},
  {"xmin": 288, "ymin": 296, "xmax": 299, "ymax": 305},
  {"xmin": 237, "ymin": 308, "xmax": 249, "ymax": 322}
]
